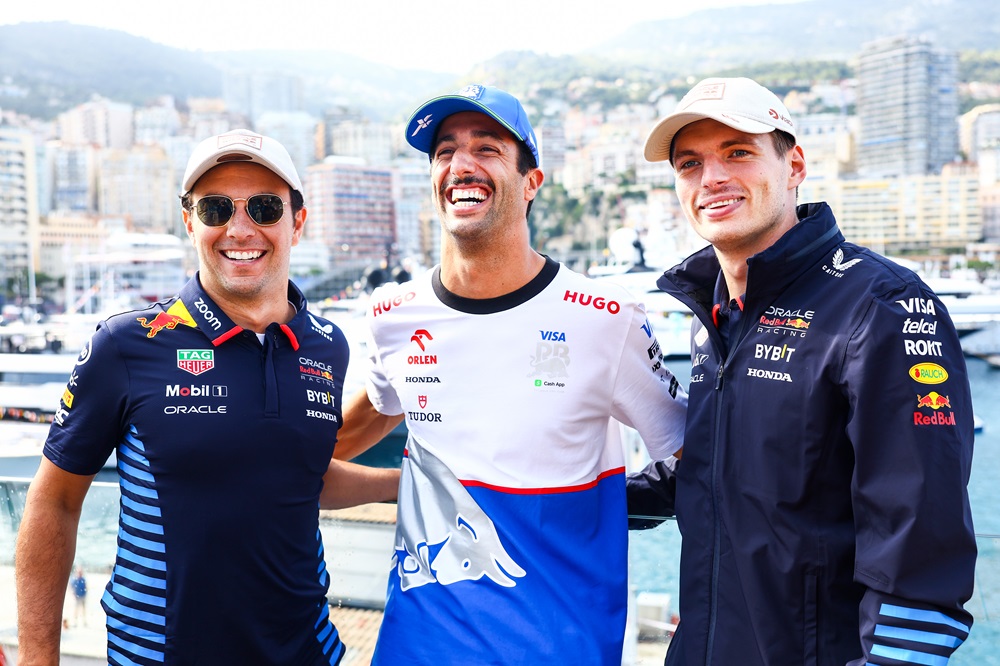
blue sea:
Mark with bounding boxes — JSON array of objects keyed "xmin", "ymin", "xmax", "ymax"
[{"xmin": 629, "ymin": 357, "xmax": 1000, "ymax": 664}]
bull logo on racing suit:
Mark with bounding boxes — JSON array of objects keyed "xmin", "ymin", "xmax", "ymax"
[
  {"xmin": 393, "ymin": 444, "xmax": 526, "ymax": 591},
  {"xmin": 137, "ymin": 312, "xmax": 187, "ymax": 338}
]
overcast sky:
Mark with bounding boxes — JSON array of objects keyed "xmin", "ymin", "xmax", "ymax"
[{"xmin": 2, "ymin": 0, "xmax": 804, "ymax": 73}]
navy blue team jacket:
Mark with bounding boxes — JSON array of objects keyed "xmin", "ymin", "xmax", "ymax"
[
  {"xmin": 628, "ymin": 203, "xmax": 977, "ymax": 666},
  {"xmin": 44, "ymin": 275, "xmax": 350, "ymax": 666}
]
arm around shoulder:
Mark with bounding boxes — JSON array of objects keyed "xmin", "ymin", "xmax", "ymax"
[
  {"xmin": 320, "ymin": 458, "xmax": 400, "ymax": 510},
  {"xmin": 334, "ymin": 387, "xmax": 404, "ymax": 461},
  {"xmin": 15, "ymin": 457, "xmax": 95, "ymax": 665}
]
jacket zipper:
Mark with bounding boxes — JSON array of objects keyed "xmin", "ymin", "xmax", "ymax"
[{"xmin": 705, "ymin": 358, "xmax": 726, "ymax": 664}]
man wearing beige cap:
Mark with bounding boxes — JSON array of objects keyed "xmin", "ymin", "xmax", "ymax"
[
  {"xmin": 16, "ymin": 129, "xmax": 398, "ymax": 665},
  {"xmin": 628, "ymin": 78, "xmax": 977, "ymax": 665}
]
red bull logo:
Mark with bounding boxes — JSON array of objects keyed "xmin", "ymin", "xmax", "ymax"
[
  {"xmin": 785, "ymin": 318, "xmax": 810, "ymax": 329},
  {"xmin": 916, "ymin": 392, "xmax": 951, "ymax": 410},
  {"xmin": 913, "ymin": 411, "xmax": 956, "ymax": 426},
  {"xmin": 137, "ymin": 312, "xmax": 187, "ymax": 338}
]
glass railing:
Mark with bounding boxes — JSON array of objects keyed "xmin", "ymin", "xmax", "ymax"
[{"xmin": 1, "ymin": 478, "xmax": 997, "ymax": 665}]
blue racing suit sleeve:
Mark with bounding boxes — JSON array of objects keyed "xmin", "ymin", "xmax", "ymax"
[
  {"xmin": 843, "ymin": 283, "xmax": 976, "ymax": 665},
  {"xmin": 626, "ymin": 457, "xmax": 678, "ymax": 530}
]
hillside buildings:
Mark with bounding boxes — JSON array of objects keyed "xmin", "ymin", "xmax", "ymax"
[
  {"xmin": 0, "ymin": 32, "xmax": 997, "ymax": 314},
  {"xmin": 855, "ymin": 36, "xmax": 960, "ymax": 178}
]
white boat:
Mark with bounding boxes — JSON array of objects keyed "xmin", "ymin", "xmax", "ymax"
[
  {"xmin": 0, "ymin": 352, "xmax": 115, "ymax": 471},
  {"xmin": 588, "ymin": 266, "xmax": 692, "ymax": 359}
]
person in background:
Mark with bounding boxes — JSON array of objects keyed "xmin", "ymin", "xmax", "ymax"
[
  {"xmin": 628, "ymin": 76, "xmax": 977, "ymax": 665},
  {"xmin": 69, "ymin": 566, "xmax": 87, "ymax": 627},
  {"xmin": 332, "ymin": 84, "xmax": 688, "ymax": 664},
  {"xmin": 16, "ymin": 129, "xmax": 399, "ymax": 666}
]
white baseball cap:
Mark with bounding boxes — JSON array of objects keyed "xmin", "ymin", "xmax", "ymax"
[
  {"xmin": 181, "ymin": 129, "xmax": 303, "ymax": 195},
  {"xmin": 643, "ymin": 77, "xmax": 796, "ymax": 164}
]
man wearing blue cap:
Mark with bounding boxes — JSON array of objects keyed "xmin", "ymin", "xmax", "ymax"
[{"xmin": 333, "ymin": 84, "xmax": 688, "ymax": 664}]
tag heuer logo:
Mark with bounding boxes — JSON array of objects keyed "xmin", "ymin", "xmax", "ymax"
[{"xmin": 177, "ymin": 349, "xmax": 215, "ymax": 376}]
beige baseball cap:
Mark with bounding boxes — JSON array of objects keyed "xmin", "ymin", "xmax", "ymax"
[
  {"xmin": 643, "ymin": 77, "xmax": 796, "ymax": 164},
  {"xmin": 181, "ymin": 129, "xmax": 303, "ymax": 195}
]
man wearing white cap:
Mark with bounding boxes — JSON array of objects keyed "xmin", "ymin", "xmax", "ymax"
[
  {"xmin": 16, "ymin": 129, "xmax": 398, "ymax": 665},
  {"xmin": 628, "ymin": 77, "xmax": 977, "ymax": 665},
  {"xmin": 332, "ymin": 84, "xmax": 688, "ymax": 664}
]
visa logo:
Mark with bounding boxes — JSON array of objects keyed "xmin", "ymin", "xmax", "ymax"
[
  {"xmin": 539, "ymin": 330, "xmax": 566, "ymax": 342},
  {"xmin": 896, "ymin": 297, "xmax": 936, "ymax": 316}
]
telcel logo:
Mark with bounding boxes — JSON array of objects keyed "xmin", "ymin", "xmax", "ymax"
[{"xmin": 908, "ymin": 363, "xmax": 948, "ymax": 385}]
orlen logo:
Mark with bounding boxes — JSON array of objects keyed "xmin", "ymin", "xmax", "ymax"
[
  {"xmin": 909, "ymin": 363, "xmax": 948, "ymax": 385},
  {"xmin": 411, "ymin": 329, "xmax": 433, "ymax": 351},
  {"xmin": 409, "ymin": 329, "xmax": 436, "ymax": 365},
  {"xmin": 372, "ymin": 290, "xmax": 417, "ymax": 318},
  {"xmin": 563, "ymin": 290, "xmax": 620, "ymax": 314}
]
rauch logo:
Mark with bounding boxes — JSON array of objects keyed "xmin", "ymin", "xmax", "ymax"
[{"xmin": 908, "ymin": 363, "xmax": 948, "ymax": 385}]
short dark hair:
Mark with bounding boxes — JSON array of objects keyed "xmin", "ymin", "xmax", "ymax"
[
  {"xmin": 770, "ymin": 130, "xmax": 797, "ymax": 158},
  {"xmin": 180, "ymin": 188, "xmax": 304, "ymax": 217}
]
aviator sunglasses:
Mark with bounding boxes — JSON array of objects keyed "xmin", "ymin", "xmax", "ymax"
[{"xmin": 194, "ymin": 194, "xmax": 288, "ymax": 227}]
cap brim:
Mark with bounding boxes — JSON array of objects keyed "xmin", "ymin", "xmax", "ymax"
[
  {"xmin": 405, "ymin": 96, "xmax": 523, "ymax": 154},
  {"xmin": 181, "ymin": 146, "xmax": 302, "ymax": 195},
  {"xmin": 643, "ymin": 111, "xmax": 778, "ymax": 163}
]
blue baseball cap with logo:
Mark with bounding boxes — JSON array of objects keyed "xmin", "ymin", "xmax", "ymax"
[{"xmin": 405, "ymin": 84, "xmax": 541, "ymax": 168}]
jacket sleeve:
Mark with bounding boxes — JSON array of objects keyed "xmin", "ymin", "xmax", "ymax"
[
  {"xmin": 626, "ymin": 457, "xmax": 678, "ymax": 530},
  {"xmin": 843, "ymin": 281, "xmax": 976, "ymax": 665}
]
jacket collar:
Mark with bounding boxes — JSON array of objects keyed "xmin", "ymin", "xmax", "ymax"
[{"xmin": 657, "ymin": 202, "xmax": 844, "ymax": 312}]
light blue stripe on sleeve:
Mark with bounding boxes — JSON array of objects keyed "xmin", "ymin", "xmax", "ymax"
[
  {"xmin": 117, "ymin": 546, "xmax": 166, "ymax": 572},
  {"xmin": 870, "ymin": 644, "xmax": 948, "ymax": 666},
  {"xmin": 122, "ymin": 495, "xmax": 162, "ymax": 518},
  {"xmin": 103, "ymin": 593, "xmax": 166, "ymax": 626},
  {"xmin": 118, "ymin": 443, "xmax": 150, "ymax": 467},
  {"xmin": 120, "ymin": 529, "xmax": 166, "ymax": 553},
  {"xmin": 114, "ymin": 563, "xmax": 167, "ymax": 590},
  {"xmin": 119, "ymin": 460, "xmax": 155, "ymax": 483},
  {"xmin": 107, "ymin": 614, "xmax": 166, "ymax": 644},
  {"xmin": 121, "ymin": 512, "xmax": 164, "ymax": 536},
  {"xmin": 120, "ymin": 477, "xmax": 158, "ymax": 500},
  {"xmin": 108, "ymin": 627, "xmax": 165, "ymax": 662},
  {"xmin": 108, "ymin": 645, "xmax": 142, "ymax": 666},
  {"xmin": 879, "ymin": 603, "xmax": 971, "ymax": 634},
  {"xmin": 875, "ymin": 624, "xmax": 963, "ymax": 648},
  {"xmin": 111, "ymin": 580, "xmax": 166, "ymax": 608}
]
